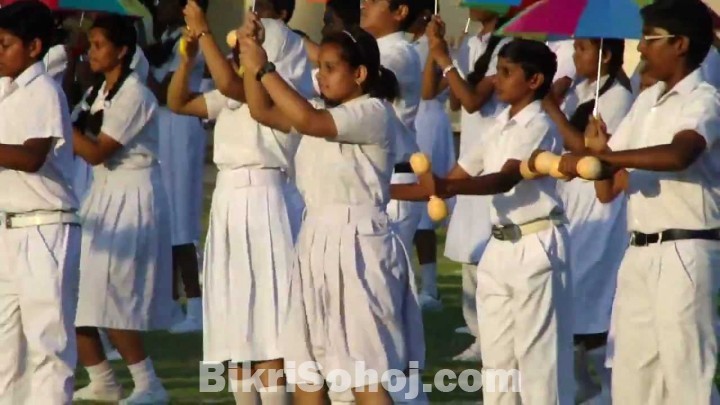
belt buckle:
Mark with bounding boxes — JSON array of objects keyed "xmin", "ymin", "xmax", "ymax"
[
  {"xmin": 631, "ymin": 232, "xmax": 647, "ymax": 247},
  {"xmin": 4, "ymin": 213, "xmax": 13, "ymax": 229},
  {"xmin": 492, "ymin": 224, "xmax": 521, "ymax": 241}
]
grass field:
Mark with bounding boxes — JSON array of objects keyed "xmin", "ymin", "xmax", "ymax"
[{"xmin": 74, "ymin": 171, "xmax": 483, "ymax": 403}]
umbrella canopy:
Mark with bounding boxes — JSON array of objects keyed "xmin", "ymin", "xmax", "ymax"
[{"xmin": 0, "ymin": 0, "xmax": 150, "ymax": 17}]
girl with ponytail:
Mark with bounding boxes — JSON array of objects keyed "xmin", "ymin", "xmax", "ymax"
[
  {"xmin": 541, "ymin": 38, "xmax": 634, "ymax": 403},
  {"xmin": 72, "ymin": 14, "xmax": 171, "ymax": 403},
  {"xmin": 240, "ymin": 15, "xmax": 423, "ymax": 404}
]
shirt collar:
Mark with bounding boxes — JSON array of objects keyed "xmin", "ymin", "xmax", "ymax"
[
  {"xmin": 13, "ymin": 62, "xmax": 45, "ymax": 88},
  {"xmin": 497, "ymin": 100, "xmax": 543, "ymax": 128},
  {"xmin": 576, "ymin": 75, "xmax": 609, "ymax": 101},
  {"xmin": 654, "ymin": 68, "xmax": 704, "ymax": 105},
  {"xmin": 376, "ymin": 31, "xmax": 407, "ymax": 49}
]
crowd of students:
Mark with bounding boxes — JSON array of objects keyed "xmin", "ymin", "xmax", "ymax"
[{"xmin": 0, "ymin": 0, "xmax": 719, "ymax": 404}]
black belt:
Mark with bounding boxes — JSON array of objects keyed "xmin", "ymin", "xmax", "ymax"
[
  {"xmin": 394, "ymin": 162, "xmax": 413, "ymax": 173},
  {"xmin": 630, "ymin": 228, "xmax": 720, "ymax": 247}
]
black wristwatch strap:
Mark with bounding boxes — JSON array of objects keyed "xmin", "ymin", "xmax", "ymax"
[{"xmin": 256, "ymin": 62, "xmax": 276, "ymax": 81}]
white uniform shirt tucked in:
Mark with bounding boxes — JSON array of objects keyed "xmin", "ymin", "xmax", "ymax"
[
  {"xmin": 204, "ymin": 91, "xmax": 296, "ymax": 172},
  {"xmin": 377, "ymin": 31, "xmax": 421, "ymax": 134},
  {"xmin": 458, "ymin": 101, "xmax": 562, "ymax": 226},
  {"xmin": 90, "ymin": 74, "xmax": 159, "ymax": 167},
  {"xmin": 608, "ymin": 69, "xmax": 720, "ymax": 234},
  {"xmin": 296, "ymin": 96, "xmax": 394, "ymax": 208},
  {"xmin": 0, "ymin": 62, "xmax": 78, "ymax": 213}
]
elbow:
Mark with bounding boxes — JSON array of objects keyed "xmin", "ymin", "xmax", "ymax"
[
  {"xmin": 597, "ymin": 193, "xmax": 616, "ymax": 204},
  {"xmin": 462, "ymin": 100, "xmax": 480, "ymax": 114},
  {"xmin": 24, "ymin": 156, "xmax": 47, "ymax": 173}
]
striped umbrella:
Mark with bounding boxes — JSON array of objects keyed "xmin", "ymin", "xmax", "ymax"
[{"xmin": 0, "ymin": 0, "xmax": 150, "ymax": 17}]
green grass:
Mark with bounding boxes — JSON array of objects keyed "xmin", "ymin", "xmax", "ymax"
[{"xmin": 73, "ymin": 179, "xmax": 482, "ymax": 402}]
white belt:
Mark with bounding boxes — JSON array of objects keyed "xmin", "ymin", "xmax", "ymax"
[
  {"xmin": 491, "ymin": 211, "xmax": 565, "ymax": 242},
  {"xmin": 2, "ymin": 211, "xmax": 80, "ymax": 229}
]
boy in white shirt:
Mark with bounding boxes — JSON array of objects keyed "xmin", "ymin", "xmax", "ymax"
[
  {"xmin": 558, "ymin": 1, "xmax": 720, "ymax": 403},
  {"xmin": 434, "ymin": 39, "xmax": 573, "ymax": 404},
  {"xmin": 0, "ymin": 2, "xmax": 81, "ymax": 404}
]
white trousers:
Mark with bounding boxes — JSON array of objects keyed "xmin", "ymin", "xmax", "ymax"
[
  {"xmin": 476, "ymin": 226, "xmax": 573, "ymax": 405},
  {"xmin": 461, "ymin": 262, "xmax": 479, "ymax": 337},
  {"xmin": 0, "ymin": 224, "xmax": 80, "ymax": 405},
  {"xmin": 612, "ymin": 240, "xmax": 720, "ymax": 404}
]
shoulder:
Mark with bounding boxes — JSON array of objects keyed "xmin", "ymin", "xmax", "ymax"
[
  {"xmin": 117, "ymin": 75, "xmax": 158, "ymax": 108},
  {"xmin": 681, "ymin": 82, "xmax": 720, "ymax": 117},
  {"xmin": 26, "ymin": 74, "xmax": 65, "ymax": 108}
]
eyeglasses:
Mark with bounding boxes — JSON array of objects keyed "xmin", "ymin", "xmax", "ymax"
[{"xmin": 642, "ymin": 34, "xmax": 677, "ymax": 42}]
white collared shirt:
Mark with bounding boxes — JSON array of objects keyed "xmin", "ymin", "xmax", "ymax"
[
  {"xmin": 377, "ymin": 31, "xmax": 422, "ymax": 134},
  {"xmin": 43, "ymin": 45, "xmax": 68, "ymax": 86},
  {"xmin": 609, "ymin": 69, "xmax": 720, "ymax": 233},
  {"xmin": 459, "ymin": 101, "xmax": 562, "ymax": 226},
  {"xmin": 562, "ymin": 75, "xmax": 634, "ymax": 133},
  {"xmin": 85, "ymin": 74, "xmax": 159, "ymax": 169},
  {"xmin": 0, "ymin": 62, "xmax": 78, "ymax": 212},
  {"xmin": 294, "ymin": 95, "xmax": 395, "ymax": 208},
  {"xmin": 131, "ymin": 46, "xmax": 150, "ymax": 83}
]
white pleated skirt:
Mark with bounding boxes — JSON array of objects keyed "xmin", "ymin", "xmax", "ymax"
[
  {"xmin": 157, "ymin": 107, "xmax": 207, "ymax": 246},
  {"xmin": 283, "ymin": 205, "xmax": 425, "ymax": 389},
  {"xmin": 75, "ymin": 165, "xmax": 173, "ymax": 330},
  {"xmin": 415, "ymin": 100, "xmax": 456, "ymax": 230},
  {"xmin": 203, "ymin": 169, "xmax": 296, "ymax": 363}
]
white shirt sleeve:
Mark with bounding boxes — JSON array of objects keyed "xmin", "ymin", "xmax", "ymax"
[
  {"xmin": 23, "ymin": 82, "xmax": 66, "ymax": 143},
  {"xmin": 203, "ymin": 89, "xmax": 229, "ymax": 120},
  {"xmin": 551, "ymin": 40, "xmax": 576, "ymax": 82},
  {"xmin": 598, "ymin": 86, "xmax": 634, "ymax": 134},
  {"xmin": 457, "ymin": 142, "xmax": 485, "ymax": 176},
  {"xmin": 328, "ymin": 98, "xmax": 389, "ymax": 145},
  {"xmin": 101, "ymin": 85, "xmax": 156, "ymax": 145},
  {"xmin": 676, "ymin": 87, "xmax": 720, "ymax": 147}
]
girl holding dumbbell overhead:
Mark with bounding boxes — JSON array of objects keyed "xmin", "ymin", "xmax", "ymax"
[
  {"xmin": 239, "ymin": 13, "xmax": 423, "ymax": 405},
  {"xmin": 541, "ymin": 38, "xmax": 633, "ymax": 403},
  {"xmin": 72, "ymin": 15, "xmax": 171, "ymax": 403},
  {"xmin": 147, "ymin": 0, "xmax": 208, "ymax": 334}
]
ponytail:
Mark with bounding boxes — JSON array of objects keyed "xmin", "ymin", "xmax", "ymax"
[{"xmin": 369, "ymin": 66, "xmax": 399, "ymax": 102}]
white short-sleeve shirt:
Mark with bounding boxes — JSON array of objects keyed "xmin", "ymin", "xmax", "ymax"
[
  {"xmin": 608, "ymin": 69, "xmax": 720, "ymax": 233},
  {"xmin": 43, "ymin": 44, "xmax": 68, "ymax": 86},
  {"xmin": 203, "ymin": 90, "xmax": 296, "ymax": 172},
  {"xmin": 377, "ymin": 32, "xmax": 422, "ymax": 134},
  {"xmin": 88, "ymin": 74, "xmax": 159, "ymax": 169},
  {"xmin": 458, "ymin": 101, "xmax": 562, "ymax": 226},
  {"xmin": 562, "ymin": 75, "xmax": 634, "ymax": 134},
  {"xmin": 131, "ymin": 46, "xmax": 150, "ymax": 83},
  {"xmin": 0, "ymin": 62, "xmax": 78, "ymax": 212},
  {"xmin": 295, "ymin": 96, "xmax": 394, "ymax": 208}
]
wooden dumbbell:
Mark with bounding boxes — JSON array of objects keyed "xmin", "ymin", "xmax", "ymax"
[
  {"xmin": 529, "ymin": 151, "xmax": 604, "ymax": 180},
  {"xmin": 409, "ymin": 153, "xmax": 448, "ymax": 222},
  {"xmin": 226, "ymin": 30, "xmax": 238, "ymax": 48}
]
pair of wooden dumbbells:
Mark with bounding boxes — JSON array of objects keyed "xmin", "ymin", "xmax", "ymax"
[
  {"xmin": 520, "ymin": 151, "xmax": 604, "ymax": 180},
  {"xmin": 180, "ymin": 31, "xmax": 245, "ymax": 76},
  {"xmin": 409, "ymin": 153, "xmax": 449, "ymax": 222}
]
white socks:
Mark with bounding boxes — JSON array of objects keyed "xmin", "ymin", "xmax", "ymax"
[
  {"xmin": 127, "ymin": 357, "xmax": 160, "ymax": 392},
  {"xmin": 86, "ymin": 360, "xmax": 119, "ymax": 388},
  {"xmin": 186, "ymin": 297, "xmax": 202, "ymax": 320},
  {"xmin": 420, "ymin": 263, "xmax": 438, "ymax": 298},
  {"xmin": 258, "ymin": 385, "xmax": 290, "ymax": 405}
]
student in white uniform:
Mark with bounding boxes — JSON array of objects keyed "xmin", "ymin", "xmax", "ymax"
[
  {"xmin": 548, "ymin": 40, "xmax": 576, "ymax": 102},
  {"xmin": 70, "ymin": 15, "xmax": 172, "ymax": 403},
  {"xmin": 558, "ymin": 2, "xmax": 720, "ymax": 403},
  {"xmin": 407, "ymin": 0, "xmax": 456, "ymax": 315},
  {"xmin": 240, "ymin": 20, "xmax": 424, "ymax": 405},
  {"xmin": 542, "ymin": 38, "xmax": 633, "ymax": 404},
  {"xmin": 178, "ymin": 3, "xmax": 313, "ymax": 402},
  {"xmin": 147, "ymin": 0, "xmax": 207, "ymax": 333},
  {"xmin": 360, "ymin": 0, "xmax": 424, "ymax": 256},
  {"xmin": 0, "ymin": 3, "xmax": 81, "ymax": 404},
  {"xmin": 438, "ymin": 39, "xmax": 574, "ymax": 404},
  {"xmin": 425, "ymin": 9, "xmax": 510, "ymax": 359}
]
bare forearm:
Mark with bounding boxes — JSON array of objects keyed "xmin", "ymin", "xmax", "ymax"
[
  {"xmin": 390, "ymin": 184, "xmax": 431, "ymax": 201},
  {"xmin": 244, "ymin": 69, "xmax": 292, "ymax": 132},
  {"xmin": 199, "ymin": 34, "xmax": 245, "ymax": 101},
  {"xmin": 445, "ymin": 171, "xmax": 520, "ymax": 196},
  {"xmin": 73, "ymin": 130, "xmax": 104, "ymax": 165},
  {"xmin": 421, "ymin": 57, "xmax": 440, "ymax": 100},
  {"xmin": 544, "ymin": 103, "xmax": 585, "ymax": 153},
  {"xmin": 597, "ymin": 145, "xmax": 695, "ymax": 172},
  {"xmin": 167, "ymin": 62, "xmax": 194, "ymax": 112},
  {"xmin": 260, "ymin": 71, "xmax": 320, "ymax": 132},
  {"xmin": 444, "ymin": 70, "xmax": 487, "ymax": 113},
  {"xmin": 0, "ymin": 144, "xmax": 48, "ymax": 172}
]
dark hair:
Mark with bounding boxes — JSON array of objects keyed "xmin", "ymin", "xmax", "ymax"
[
  {"xmin": 327, "ymin": 0, "xmax": 361, "ymax": 28},
  {"xmin": 641, "ymin": 0, "xmax": 714, "ymax": 69},
  {"xmin": 321, "ymin": 27, "xmax": 399, "ymax": 102},
  {"xmin": 467, "ymin": 16, "xmax": 510, "ymax": 86},
  {"xmin": 389, "ymin": 0, "xmax": 421, "ymax": 31},
  {"xmin": 497, "ymin": 39, "xmax": 557, "ymax": 100},
  {"xmin": 270, "ymin": 0, "xmax": 296, "ymax": 23},
  {"xmin": 0, "ymin": 0, "xmax": 54, "ymax": 59},
  {"xmin": 569, "ymin": 39, "xmax": 628, "ymax": 131},
  {"xmin": 74, "ymin": 15, "xmax": 137, "ymax": 136}
]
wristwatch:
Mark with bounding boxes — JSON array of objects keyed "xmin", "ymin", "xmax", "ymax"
[{"xmin": 256, "ymin": 62, "xmax": 276, "ymax": 81}]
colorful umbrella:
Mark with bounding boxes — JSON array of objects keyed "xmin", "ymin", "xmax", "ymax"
[
  {"xmin": 0, "ymin": 0, "xmax": 150, "ymax": 17},
  {"xmin": 499, "ymin": 0, "xmax": 646, "ymax": 40}
]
